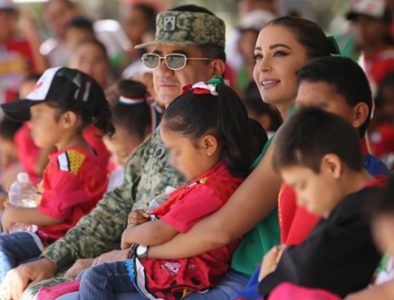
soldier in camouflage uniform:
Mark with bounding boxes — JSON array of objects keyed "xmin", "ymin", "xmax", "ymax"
[{"xmin": 2, "ymin": 5, "xmax": 227, "ymax": 300}]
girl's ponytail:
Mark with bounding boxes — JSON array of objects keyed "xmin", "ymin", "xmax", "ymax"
[{"xmin": 215, "ymin": 84, "xmax": 266, "ymax": 177}]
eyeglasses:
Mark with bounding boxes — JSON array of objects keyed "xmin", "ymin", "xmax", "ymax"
[{"xmin": 141, "ymin": 53, "xmax": 211, "ymax": 71}]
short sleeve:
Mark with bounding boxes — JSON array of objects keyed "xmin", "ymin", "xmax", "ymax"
[
  {"xmin": 37, "ymin": 170, "xmax": 89, "ymax": 219},
  {"xmin": 160, "ymin": 184, "xmax": 222, "ymax": 233}
]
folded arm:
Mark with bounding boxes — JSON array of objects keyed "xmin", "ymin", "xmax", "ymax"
[
  {"xmin": 121, "ymin": 220, "xmax": 178, "ymax": 248},
  {"xmin": 148, "ymin": 143, "xmax": 281, "ymax": 259}
]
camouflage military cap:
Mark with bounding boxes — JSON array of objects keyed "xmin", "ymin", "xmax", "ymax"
[{"xmin": 135, "ymin": 10, "xmax": 225, "ymax": 49}]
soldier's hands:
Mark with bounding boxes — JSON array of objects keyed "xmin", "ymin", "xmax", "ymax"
[
  {"xmin": 95, "ymin": 249, "xmax": 129, "ymax": 265},
  {"xmin": 3, "ymin": 258, "xmax": 56, "ymax": 300},
  {"xmin": 64, "ymin": 258, "xmax": 95, "ymax": 278}
]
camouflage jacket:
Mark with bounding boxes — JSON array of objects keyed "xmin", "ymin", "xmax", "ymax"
[{"xmin": 42, "ymin": 128, "xmax": 186, "ymax": 269}]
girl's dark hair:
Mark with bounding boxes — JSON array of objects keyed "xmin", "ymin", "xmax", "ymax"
[
  {"xmin": 108, "ymin": 80, "xmax": 153, "ymax": 139},
  {"xmin": 162, "ymin": 84, "xmax": 266, "ymax": 178},
  {"xmin": 265, "ymin": 16, "xmax": 338, "ymax": 59}
]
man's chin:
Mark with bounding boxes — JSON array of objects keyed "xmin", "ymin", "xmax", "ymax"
[{"xmin": 159, "ymin": 93, "xmax": 180, "ymax": 107}]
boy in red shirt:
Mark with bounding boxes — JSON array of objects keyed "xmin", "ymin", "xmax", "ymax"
[{"xmin": 0, "ymin": 67, "xmax": 113, "ymax": 281}]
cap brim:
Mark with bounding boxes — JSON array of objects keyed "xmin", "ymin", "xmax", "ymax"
[
  {"xmin": 0, "ymin": 99, "xmax": 41, "ymax": 122},
  {"xmin": 346, "ymin": 11, "xmax": 378, "ymax": 20}
]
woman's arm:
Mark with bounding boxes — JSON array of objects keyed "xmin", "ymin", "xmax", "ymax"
[
  {"xmin": 148, "ymin": 143, "xmax": 281, "ymax": 259},
  {"xmin": 121, "ymin": 219, "xmax": 178, "ymax": 248}
]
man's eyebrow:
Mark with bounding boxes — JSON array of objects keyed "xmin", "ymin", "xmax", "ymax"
[{"xmin": 170, "ymin": 50, "xmax": 188, "ymax": 55}]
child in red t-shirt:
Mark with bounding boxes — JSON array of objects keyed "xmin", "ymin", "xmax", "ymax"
[
  {"xmin": 75, "ymin": 82, "xmax": 266, "ymax": 300},
  {"xmin": 0, "ymin": 67, "xmax": 114, "ymax": 281}
]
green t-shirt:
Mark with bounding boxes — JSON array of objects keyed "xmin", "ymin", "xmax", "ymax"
[{"xmin": 231, "ymin": 136, "xmax": 280, "ymax": 276}]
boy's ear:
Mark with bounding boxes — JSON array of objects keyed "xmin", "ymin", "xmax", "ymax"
[
  {"xmin": 201, "ymin": 134, "xmax": 218, "ymax": 156},
  {"xmin": 352, "ymin": 102, "xmax": 369, "ymax": 131},
  {"xmin": 60, "ymin": 111, "xmax": 79, "ymax": 129},
  {"xmin": 321, "ymin": 153, "xmax": 342, "ymax": 179}
]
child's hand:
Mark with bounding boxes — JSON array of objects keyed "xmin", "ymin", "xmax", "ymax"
[
  {"xmin": 258, "ymin": 245, "xmax": 286, "ymax": 281},
  {"xmin": 128, "ymin": 209, "xmax": 149, "ymax": 226},
  {"xmin": 121, "ymin": 227, "xmax": 133, "ymax": 249},
  {"xmin": 1, "ymin": 205, "xmax": 17, "ymax": 233}
]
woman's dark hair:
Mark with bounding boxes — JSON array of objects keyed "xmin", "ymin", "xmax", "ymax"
[
  {"xmin": 297, "ymin": 56, "xmax": 372, "ymax": 136},
  {"xmin": 107, "ymin": 79, "xmax": 153, "ymax": 139},
  {"xmin": 162, "ymin": 84, "xmax": 266, "ymax": 178},
  {"xmin": 264, "ymin": 16, "xmax": 339, "ymax": 59}
]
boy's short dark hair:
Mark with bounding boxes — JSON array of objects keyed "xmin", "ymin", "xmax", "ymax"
[
  {"xmin": 297, "ymin": 56, "xmax": 372, "ymax": 136},
  {"xmin": 272, "ymin": 107, "xmax": 364, "ymax": 173}
]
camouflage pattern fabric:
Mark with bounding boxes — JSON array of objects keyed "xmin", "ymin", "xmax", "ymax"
[
  {"xmin": 16, "ymin": 128, "xmax": 186, "ymax": 299},
  {"xmin": 135, "ymin": 11, "xmax": 225, "ymax": 49}
]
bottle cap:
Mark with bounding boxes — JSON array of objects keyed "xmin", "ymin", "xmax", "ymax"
[{"xmin": 17, "ymin": 172, "xmax": 30, "ymax": 183}]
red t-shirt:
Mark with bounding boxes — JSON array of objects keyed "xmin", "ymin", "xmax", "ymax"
[
  {"xmin": 14, "ymin": 123, "xmax": 41, "ymax": 184},
  {"xmin": 1, "ymin": 38, "xmax": 36, "ymax": 103},
  {"xmin": 36, "ymin": 146, "xmax": 108, "ymax": 243},
  {"xmin": 14, "ymin": 124, "xmax": 110, "ymax": 184},
  {"xmin": 128, "ymin": 162, "xmax": 243, "ymax": 300}
]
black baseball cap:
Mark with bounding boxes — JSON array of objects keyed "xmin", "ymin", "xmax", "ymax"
[{"xmin": 1, "ymin": 67, "xmax": 106, "ymax": 121}]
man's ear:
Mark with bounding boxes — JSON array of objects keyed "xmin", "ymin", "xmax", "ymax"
[
  {"xmin": 210, "ymin": 59, "xmax": 226, "ymax": 78},
  {"xmin": 200, "ymin": 134, "xmax": 218, "ymax": 156},
  {"xmin": 60, "ymin": 111, "xmax": 79, "ymax": 129},
  {"xmin": 352, "ymin": 102, "xmax": 369, "ymax": 133},
  {"xmin": 321, "ymin": 153, "xmax": 342, "ymax": 179}
]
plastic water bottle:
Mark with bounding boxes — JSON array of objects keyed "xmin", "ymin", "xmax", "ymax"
[
  {"xmin": 148, "ymin": 186, "xmax": 176, "ymax": 220},
  {"xmin": 8, "ymin": 172, "xmax": 37, "ymax": 233}
]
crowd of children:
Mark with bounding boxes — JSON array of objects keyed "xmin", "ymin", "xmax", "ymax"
[{"xmin": 0, "ymin": 1, "xmax": 392, "ymax": 300}]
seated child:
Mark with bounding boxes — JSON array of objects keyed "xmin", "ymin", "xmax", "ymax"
[
  {"xmin": 0, "ymin": 67, "xmax": 114, "ymax": 281},
  {"xmin": 0, "ymin": 118, "xmax": 23, "ymax": 206},
  {"xmin": 77, "ymin": 82, "xmax": 265, "ymax": 299},
  {"xmin": 282, "ymin": 55, "xmax": 390, "ymax": 247},
  {"xmin": 258, "ymin": 107, "xmax": 383, "ymax": 298},
  {"xmin": 103, "ymin": 79, "xmax": 157, "ymax": 191},
  {"xmin": 345, "ymin": 175, "xmax": 394, "ymax": 300},
  {"xmin": 64, "ymin": 16, "xmax": 95, "ymax": 53}
]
